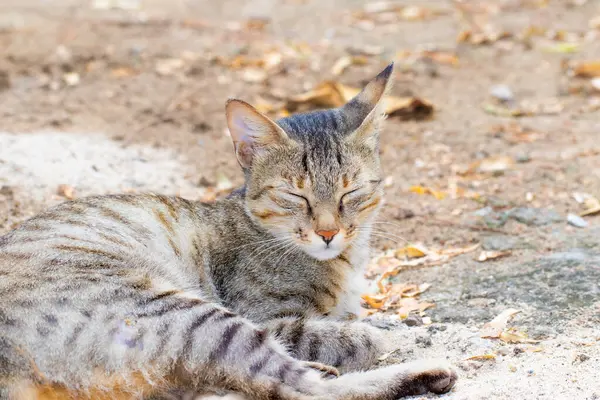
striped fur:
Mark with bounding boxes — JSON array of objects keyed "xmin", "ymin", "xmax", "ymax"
[{"xmin": 0, "ymin": 64, "xmax": 457, "ymax": 399}]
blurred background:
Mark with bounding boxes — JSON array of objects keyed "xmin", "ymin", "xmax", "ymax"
[{"xmin": 1, "ymin": 1, "xmax": 599, "ymax": 398}]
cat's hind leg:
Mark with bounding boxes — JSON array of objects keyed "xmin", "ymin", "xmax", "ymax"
[
  {"xmin": 265, "ymin": 317, "xmax": 389, "ymax": 373},
  {"xmin": 3, "ymin": 288, "xmax": 329, "ymax": 400}
]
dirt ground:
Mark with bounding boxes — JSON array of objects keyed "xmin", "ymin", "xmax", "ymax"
[{"xmin": 1, "ymin": 0, "xmax": 599, "ymax": 399}]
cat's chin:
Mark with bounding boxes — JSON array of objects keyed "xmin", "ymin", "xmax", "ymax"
[{"xmin": 305, "ymin": 246, "xmax": 343, "ymax": 261}]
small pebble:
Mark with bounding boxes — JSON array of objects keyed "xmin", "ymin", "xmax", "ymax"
[
  {"xmin": 490, "ymin": 84, "xmax": 514, "ymax": 102},
  {"xmin": 404, "ymin": 314, "xmax": 423, "ymax": 327},
  {"xmin": 567, "ymin": 213, "xmax": 588, "ymax": 228},
  {"xmin": 415, "ymin": 334, "xmax": 433, "ymax": 348}
]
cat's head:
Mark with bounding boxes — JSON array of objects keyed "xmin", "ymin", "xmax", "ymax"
[{"xmin": 226, "ymin": 64, "xmax": 393, "ymax": 261}]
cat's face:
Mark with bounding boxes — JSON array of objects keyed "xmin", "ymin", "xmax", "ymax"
[{"xmin": 226, "ymin": 64, "xmax": 392, "ymax": 260}]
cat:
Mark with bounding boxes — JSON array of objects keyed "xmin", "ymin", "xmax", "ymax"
[{"xmin": 0, "ymin": 64, "xmax": 457, "ymax": 400}]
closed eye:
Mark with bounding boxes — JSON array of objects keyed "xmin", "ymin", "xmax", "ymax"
[
  {"xmin": 339, "ymin": 188, "xmax": 361, "ymax": 212},
  {"xmin": 340, "ymin": 188, "xmax": 360, "ymax": 202},
  {"xmin": 287, "ymin": 193, "xmax": 312, "ymax": 214}
]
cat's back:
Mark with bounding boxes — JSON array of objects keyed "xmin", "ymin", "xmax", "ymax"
[{"xmin": 0, "ymin": 193, "xmax": 239, "ymax": 302}]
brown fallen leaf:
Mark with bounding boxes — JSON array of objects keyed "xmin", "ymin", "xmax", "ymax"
[
  {"xmin": 478, "ymin": 250, "xmax": 512, "ymax": 262},
  {"xmin": 244, "ymin": 17, "xmax": 270, "ymax": 32},
  {"xmin": 421, "ymin": 50, "xmax": 460, "ymax": 66},
  {"xmin": 110, "ymin": 67, "xmax": 138, "ymax": 78},
  {"xmin": 57, "ymin": 184, "xmax": 75, "ymax": 200},
  {"xmin": 394, "ymin": 245, "xmax": 428, "ymax": 259},
  {"xmin": 466, "ymin": 354, "xmax": 497, "ymax": 361},
  {"xmin": 491, "ymin": 123, "xmax": 544, "ymax": 144},
  {"xmin": 361, "ymin": 293, "xmax": 388, "ymax": 309},
  {"xmin": 573, "ymin": 192, "xmax": 600, "ymax": 216},
  {"xmin": 397, "ymin": 283, "xmax": 432, "ymax": 298},
  {"xmin": 468, "ymin": 156, "xmax": 514, "ymax": 175},
  {"xmin": 397, "ymin": 297, "xmax": 435, "ymax": 319},
  {"xmin": 481, "ymin": 308, "xmax": 521, "ymax": 338},
  {"xmin": 572, "ymin": 61, "xmax": 600, "ymax": 78},
  {"xmin": 409, "ymin": 185, "xmax": 446, "ymax": 199},
  {"xmin": 331, "ymin": 55, "xmax": 368, "ymax": 76},
  {"xmin": 287, "ymin": 81, "xmax": 434, "ymax": 120},
  {"xmin": 439, "ymin": 242, "xmax": 480, "ymax": 257},
  {"xmin": 542, "ymin": 42, "xmax": 581, "ymax": 54},
  {"xmin": 457, "ymin": 29, "xmax": 512, "ymax": 45},
  {"xmin": 371, "ymin": 243, "xmax": 479, "ymax": 289},
  {"xmin": 378, "ymin": 348, "xmax": 401, "ymax": 361},
  {"xmin": 499, "ymin": 328, "xmax": 539, "ymax": 344}
]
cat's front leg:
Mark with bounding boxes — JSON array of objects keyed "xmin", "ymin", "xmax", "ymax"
[{"xmin": 264, "ymin": 317, "xmax": 390, "ymax": 373}]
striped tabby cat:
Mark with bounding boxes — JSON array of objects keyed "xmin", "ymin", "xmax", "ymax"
[{"xmin": 0, "ymin": 64, "xmax": 457, "ymax": 399}]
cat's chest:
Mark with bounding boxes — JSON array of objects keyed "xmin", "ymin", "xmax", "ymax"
[{"xmin": 323, "ymin": 246, "xmax": 370, "ymax": 319}]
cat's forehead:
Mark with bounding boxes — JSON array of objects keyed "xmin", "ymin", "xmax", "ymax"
[
  {"xmin": 277, "ymin": 108, "xmax": 361, "ymax": 141},
  {"xmin": 275, "ymin": 111, "xmax": 367, "ymax": 199}
]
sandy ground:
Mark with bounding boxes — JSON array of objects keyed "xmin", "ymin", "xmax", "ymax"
[{"xmin": 1, "ymin": 0, "xmax": 599, "ymax": 399}]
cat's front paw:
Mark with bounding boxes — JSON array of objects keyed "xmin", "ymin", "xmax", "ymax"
[{"xmin": 403, "ymin": 360, "xmax": 458, "ymax": 395}]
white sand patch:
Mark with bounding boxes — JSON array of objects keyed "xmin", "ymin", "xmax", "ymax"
[{"xmin": 0, "ymin": 131, "xmax": 200, "ymax": 201}]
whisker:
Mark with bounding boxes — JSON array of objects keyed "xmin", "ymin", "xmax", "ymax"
[
  {"xmin": 228, "ymin": 237, "xmax": 283, "ymax": 253},
  {"xmin": 356, "ymin": 228, "xmax": 411, "ymax": 245}
]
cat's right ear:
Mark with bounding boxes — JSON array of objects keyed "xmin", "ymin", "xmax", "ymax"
[{"xmin": 226, "ymin": 99, "xmax": 290, "ymax": 169}]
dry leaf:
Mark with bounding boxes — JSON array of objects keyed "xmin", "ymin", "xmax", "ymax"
[
  {"xmin": 481, "ymin": 309, "xmax": 521, "ymax": 338},
  {"xmin": 470, "ymin": 156, "xmax": 514, "ymax": 174},
  {"xmin": 397, "ymin": 297, "xmax": 435, "ymax": 319},
  {"xmin": 398, "ymin": 283, "xmax": 431, "ymax": 297},
  {"xmin": 378, "ymin": 348, "xmax": 400, "ymax": 361},
  {"xmin": 361, "ymin": 294, "xmax": 388, "ymax": 309},
  {"xmin": 573, "ymin": 192, "xmax": 600, "ymax": 216},
  {"xmin": 466, "ymin": 354, "xmax": 497, "ymax": 361},
  {"xmin": 394, "ymin": 245, "xmax": 428, "ymax": 259},
  {"xmin": 492, "ymin": 123, "xmax": 543, "ymax": 143},
  {"xmin": 572, "ymin": 61, "xmax": 600, "ymax": 78},
  {"xmin": 478, "ymin": 250, "xmax": 512, "ymax": 262},
  {"xmin": 439, "ymin": 242, "xmax": 480, "ymax": 256},
  {"xmin": 371, "ymin": 243, "xmax": 479, "ymax": 290},
  {"xmin": 331, "ymin": 56, "xmax": 353, "ymax": 76},
  {"xmin": 244, "ymin": 17, "xmax": 270, "ymax": 32},
  {"xmin": 287, "ymin": 82, "xmax": 434, "ymax": 120},
  {"xmin": 57, "ymin": 184, "xmax": 75, "ymax": 200},
  {"xmin": 111, "ymin": 67, "xmax": 137, "ymax": 78},
  {"xmin": 409, "ymin": 185, "xmax": 446, "ymax": 199},
  {"xmin": 543, "ymin": 42, "xmax": 581, "ymax": 54},
  {"xmin": 421, "ymin": 51, "xmax": 460, "ymax": 66},
  {"xmin": 457, "ymin": 29, "xmax": 512, "ymax": 45},
  {"xmin": 499, "ymin": 329, "xmax": 539, "ymax": 344},
  {"xmin": 331, "ymin": 55, "xmax": 368, "ymax": 76}
]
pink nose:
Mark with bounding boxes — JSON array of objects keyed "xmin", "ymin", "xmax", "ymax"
[{"xmin": 316, "ymin": 229, "xmax": 339, "ymax": 243}]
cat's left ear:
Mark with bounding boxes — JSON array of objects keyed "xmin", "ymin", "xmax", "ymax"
[
  {"xmin": 343, "ymin": 63, "xmax": 394, "ymax": 150},
  {"xmin": 226, "ymin": 99, "xmax": 290, "ymax": 169}
]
